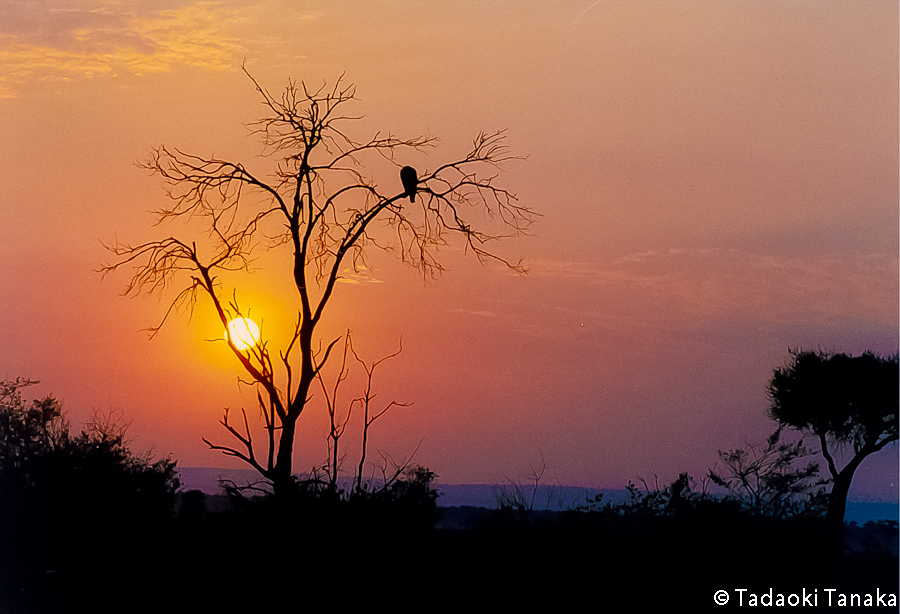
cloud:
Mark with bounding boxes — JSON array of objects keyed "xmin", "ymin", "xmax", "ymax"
[
  {"xmin": 336, "ymin": 264, "xmax": 383, "ymax": 285},
  {"xmin": 0, "ymin": 3, "xmax": 143, "ymax": 51},
  {"xmin": 445, "ymin": 308, "xmax": 497, "ymax": 318},
  {"xmin": 523, "ymin": 259, "xmax": 611, "ymax": 279},
  {"xmin": 529, "ymin": 248, "xmax": 898, "ymax": 330},
  {"xmin": 612, "ymin": 250, "xmax": 660, "ymax": 265},
  {"xmin": 0, "ymin": 0, "xmax": 286, "ymax": 97}
]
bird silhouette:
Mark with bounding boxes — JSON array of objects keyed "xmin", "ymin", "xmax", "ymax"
[{"xmin": 400, "ymin": 166, "xmax": 418, "ymax": 203}]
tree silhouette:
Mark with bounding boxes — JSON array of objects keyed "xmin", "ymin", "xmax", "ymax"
[
  {"xmin": 0, "ymin": 378, "xmax": 179, "ymax": 519},
  {"xmin": 0, "ymin": 378, "xmax": 180, "ymax": 609},
  {"xmin": 767, "ymin": 349, "xmax": 898, "ymax": 547},
  {"xmin": 314, "ymin": 329, "xmax": 410, "ymax": 497},
  {"xmin": 708, "ymin": 433, "xmax": 827, "ymax": 518},
  {"xmin": 100, "ymin": 67, "xmax": 537, "ymax": 495}
]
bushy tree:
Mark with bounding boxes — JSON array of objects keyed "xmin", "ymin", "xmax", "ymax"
[
  {"xmin": 383, "ymin": 465, "xmax": 439, "ymax": 505},
  {"xmin": 708, "ymin": 432, "xmax": 827, "ymax": 518},
  {"xmin": 0, "ymin": 378, "xmax": 179, "ymax": 518},
  {"xmin": 0, "ymin": 379, "xmax": 67, "ymax": 492},
  {"xmin": 767, "ymin": 349, "xmax": 898, "ymax": 546},
  {"xmin": 599, "ymin": 473, "xmax": 721, "ymax": 519},
  {"xmin": 0, "ymin": 377, "xmax": 180, "ymax": 608}
]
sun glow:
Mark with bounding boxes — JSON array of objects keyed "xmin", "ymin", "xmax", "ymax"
[{"xmin": 225, "ymin": 317, "xmax": 260, "ymax": 350}]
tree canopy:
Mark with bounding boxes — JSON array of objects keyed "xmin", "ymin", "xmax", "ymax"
[
  {"xmin": 0, "ymin": 378, "xmax": 180, "ymax": 521},
  {"xmin": 0, "ymin": 378, "xmax": 180, "ymax": 610},
  {"xmin": 767, "ymin": 349, "xmax": 898, "ymax": 547},
  {"xmin": 768, "ymin": 350, "xmax": 898, "ymax": 458}
]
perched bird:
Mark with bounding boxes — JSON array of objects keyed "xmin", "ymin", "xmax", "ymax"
[{"xmin": 400, "ymin": 166, "xmax": 418, "ymax": 203}]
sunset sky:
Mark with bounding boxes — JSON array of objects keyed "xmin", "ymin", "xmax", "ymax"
[{"xmin": 1, "ymin": 1, "xmax": 897, "ymax": 499}]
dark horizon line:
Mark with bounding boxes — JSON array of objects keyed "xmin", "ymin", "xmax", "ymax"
[{"xmin": 176, "ymin": 465, "xmax": 900, "ymax": 504}]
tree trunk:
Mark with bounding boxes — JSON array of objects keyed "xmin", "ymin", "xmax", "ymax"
[
  {"xmin": 826, "ymin": 473, "xmax": 851, "ymax": 553},
  {"xmin": 825, "ymin": 454, "xmax": 866, "ymax": 554},
  {"xmin": 271, "ymin": 371, "xmax": 313, "ymax": 498},
  {"xmin": 272, "ymin": 418, "xmax": 297, "ymax": 497}
]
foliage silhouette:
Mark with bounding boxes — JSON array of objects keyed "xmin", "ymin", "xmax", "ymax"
[
  {"xmin": 375, "ymin": 464, "xmax": 440, "ymax": 518},
  {"xmin": 3, "ymin": 344, "xmax": 896, "ymax": 612},
  {"xmin": 768, "ymin": 349, "xmax": 898, "ymax": 548},
  {"xmin": 466, "ymin": 472, "xmax": 895, "ymax": 613},
  {"xmin": 0, "ymin": 396, "xmax": 894, "ymax": 614},
  {"xmin": 0, "ymin": 378, "xmax": 180, "ymax": 611},
  {"xmin": 708, "ymin": 433, "xmax": 828, "ymax": 518},
  {"xmin": 100, "ymin": 67, "xmax": 537, "ymax": 496}
]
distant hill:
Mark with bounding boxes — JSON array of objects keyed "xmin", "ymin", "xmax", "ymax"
[
  {"xmin": 177, "ymin": 467, "xmax": 628, "ymax": 508},
  {"xmin": 179, "ymin": 466, "xmax": 265, "ymax": 493},
  {"xmin": 178, "ymin": 466, "xmax": 898, "ymax": 523}
]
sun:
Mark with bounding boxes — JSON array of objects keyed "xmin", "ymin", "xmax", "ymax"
[{"xmin": 225, "ymin": 317, "xmax": 260, "ymax": 350}]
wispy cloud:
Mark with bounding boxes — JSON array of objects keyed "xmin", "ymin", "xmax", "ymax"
[
  {"xmin": 445, "ymin": 308, "xmax": 497, "ymax": 318},
  {"xmin": 336, "ymin": 264, "xmax": 383, "ymax": 285},
  {"xmin": 0, "ymin": 1, "xmax": 300, "ymax": 97},
  {"xmin": 529, "ymin": 248, "xmax": 898, "ymax": 329}
]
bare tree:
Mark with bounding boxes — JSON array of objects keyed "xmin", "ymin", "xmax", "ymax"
[
  {"xmin": 313, "ymin": 329, "xmax": 408, "ymax": 497},
  {"xmin": 495, "ymin": 453, "xmax": 559, "ymax": 515},
  {"xmin": 100, "ymin": 68, "xmax": 537, "ymax": 495}
]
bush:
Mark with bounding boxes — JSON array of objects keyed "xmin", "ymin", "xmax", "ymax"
[{"xmin": 0, "ymin": 378, "xmax": 180, "ymax": 610}]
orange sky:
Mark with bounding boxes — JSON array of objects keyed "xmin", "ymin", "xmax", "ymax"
[{"xmin": 1, "ymin": 1, "xmax": 897, "ymax": 498}]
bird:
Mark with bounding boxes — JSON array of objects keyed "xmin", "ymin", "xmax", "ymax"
[{"xmin": 400, "ymin": 166, "xmax": 418, "ymax": 203}]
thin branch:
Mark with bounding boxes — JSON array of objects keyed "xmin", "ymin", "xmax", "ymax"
[{"xmin": 101, "ymin": 68, "xmax": 535, "ymax": 492}]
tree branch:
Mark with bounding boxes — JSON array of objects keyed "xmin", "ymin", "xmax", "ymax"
[{"xmin": 101, "ymin": 68, "xmax": 534, "ymax": 492}]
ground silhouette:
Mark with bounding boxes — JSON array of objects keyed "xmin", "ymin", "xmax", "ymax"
[
  {"xmin": 2, "ymin": 362, "xmax": 897, "ymax": 613},
  {"xmin": 2, "ymin": 470, "xmax": 896, "ymax": 612}
]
